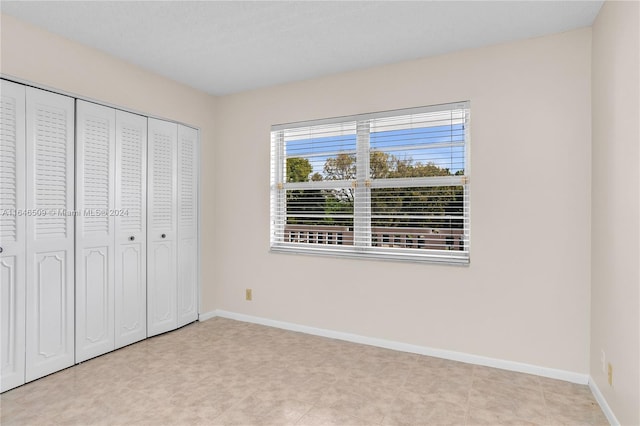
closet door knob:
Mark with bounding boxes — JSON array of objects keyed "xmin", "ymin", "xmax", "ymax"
[
  {"xmin": 161, "ymin": 234, "xmax": 166, "ymax": 239},
  {"xmin": 129, "ymin": 236, "xmax": 135, "ymax": 241}
]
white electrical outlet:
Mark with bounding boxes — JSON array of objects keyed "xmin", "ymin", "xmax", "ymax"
[{"xmin": 601, "ymin": 350, "xmax": 606, "ymax": 373}]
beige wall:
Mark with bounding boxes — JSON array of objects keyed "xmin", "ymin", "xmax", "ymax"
[
  {"xmin": 591, "ymin": 1, "xmax": 640, "ymax": 424},
  {"xmin": 214, "ymin": 29, "xmax": 593, "ymax": 373},
  {"xmin": 0, "ymin": 13, "xmax": 218, "ymax": 309}
]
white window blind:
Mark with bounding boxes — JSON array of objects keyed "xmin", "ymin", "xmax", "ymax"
[{"xmin": 270, "ymin": 101, "xmax": 470, "ymax": 264}]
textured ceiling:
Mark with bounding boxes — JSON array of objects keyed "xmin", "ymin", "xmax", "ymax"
[{"xmin": 1, "ymin": 1, "xmax": 603, "ymax": 95}]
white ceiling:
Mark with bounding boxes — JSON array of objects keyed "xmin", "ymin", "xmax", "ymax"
[{"xmin": 1, "ymin": 1, "xmax": 603, "ymax": 96}]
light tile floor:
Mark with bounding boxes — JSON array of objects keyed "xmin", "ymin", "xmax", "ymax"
[{"xmin": 1, "ymin": 318, "xmax": 608, "ymax": 425}]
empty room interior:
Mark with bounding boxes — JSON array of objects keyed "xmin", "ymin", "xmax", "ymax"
[{"xmin": 0, "ymin": 1, "xmax": 638, "ymax": 425}]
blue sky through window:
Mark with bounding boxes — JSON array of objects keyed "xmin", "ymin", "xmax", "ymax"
[{"xmin": 285, "ymin": 124, "xmax": 465, "ymax": 177}]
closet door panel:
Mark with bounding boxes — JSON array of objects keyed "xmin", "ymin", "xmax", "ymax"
[
  {"xmin": 75, "ymin": 101, "xmax": 115, "ymax": 362},
  {"xmin": 24, "ymin": 87, "xmax": 75, "ymax": 382},
  {"xmin": 0, "ymin": 81, "xmax": 26, "ymax": 392},
  {"xmin": 147, "ymin": 118, "xmax": 177, "ymax": 337},
  {"xmin": 177, "ymin": 125, "xmax": 198, "ymax": 327},
  {"xmin": 0, "ymin": 255, "xmax": 24, "ymax": 392},
  {"xmin": 116, "ymin": 244, "xmax": 145, "ymax": 346},
  {"xmin": 149, "ymin": 241, "xmax": 174, "ymax": 333},
  {"xmin": 30, "ymin": 251, "xmax": 69, "ymax": 367},
  {"xmin": 177, "ymin": 238, "xmax": 197, "ymax": 326},
  {"xmin": 115, "ymin": 110, "xmax": 147, "ymax": 348}
]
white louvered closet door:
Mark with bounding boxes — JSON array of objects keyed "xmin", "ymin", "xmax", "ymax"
[
  {"xmin": 177, "ymin": 125, "xmax": 199, "ymax": 327},
  {"xmin": 147, "ymin": 118, "xmax": 178, "ymax": 337},
  {"xmin": 75, "ymin": 101, "xmax": 116, "ymax": 362},
  {"xmin": 0, "ymin": 80, "xmax": 27, "ymax": 392},
  {"xmin": 114, "ymin": 110, "xmax": 147, "ymax": 348},
  {"xmin": 24, "ymin": 87, "xmax": 75, "ymax": 382}
]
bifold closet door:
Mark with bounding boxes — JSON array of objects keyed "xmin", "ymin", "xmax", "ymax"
[
  {"xmin": 76, "ymin": 103, "xmax": 148, "ymax": 360},
  {"xmin": 177, "ymin": 125, "xmax": 198, "ymax": 327},
  {"xmin": 24, "ymin": 87, "xmax": 75, "ymax": 382},
  {"xmin": 114, "ymin": 110, "xmax": 147, "ymax": 348},
  {"xmin": 0, "ymin": 80, "xmax": 27, "ymax": 392},
  {"xmin": 75, "ymin": 101, "xmax": 116, "ymax": 362},
  {"xmin": 147, "ymin": 118, "xmax": 178, "ymax": 337}
]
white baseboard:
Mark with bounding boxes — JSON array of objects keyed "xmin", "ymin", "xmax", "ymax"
[
  {"xmin": 589, "ymin": 378, "xmax": 619, "ymax": 426},
  {"xmin": 198, "ymin": 310, "xmax": 217, "ymax": 322},
  {"xmin": 199, "ymin": 309, "xmax": 589, "ymax": 385}
]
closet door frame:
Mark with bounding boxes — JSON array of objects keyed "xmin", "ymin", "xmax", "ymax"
[
  {"xmin": 0, "ymin": 80, "xmax": 27, "ymax": 392},
  {"xmin": 1, "ymin": 78, "xmax": 201, "ymax": 382}
]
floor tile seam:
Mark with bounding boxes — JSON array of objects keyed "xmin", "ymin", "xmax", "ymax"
[
  {"xmin": 210, "ymin": 387, "xmax": 267, "ymax": 421},
  {"xmin": 252, "ymin": 394, "xmax": 317, "ymax": 423},
  {"xmin": 462, "ymin": 376, "xmax": 475, "ymax": 426},
  {"xmin": 379, "ymin": 385, "xmax": 412, "ymax": 426},
  {"xmin": 541, "ymin": 385, "xmax": 595, "ymax": 403},
  {"xmin": 0, "ymin": 395, "xmax": 29, "ymax": 410},
  {"xmin": 1, "ymin": 410, "xmax": 51, "ymax": 426},
  {"xmin": 396, "ymin": 364, "xmax": 413, "ymax": 392},
  {"xmin": 354, "ymin": 384, "xmax": 408, "ymax": 425},
  {"xmin": 120, "ymin": 385, "xmax": 175, "ymax": 410},
  {"xmin": 470, "ymin": 374, "xmax": 545, "ymax": 394},
  {"xmin": 325, "ymin": 404, "xmax": 385, "ymax": 426},
  {"xmin": 288, "ymin": 400, "xmax": 315, "ymax": 425},
  {"xmin": 467, "ymin": 377, "xmax": 547, "ymax": 415},
  {"xmin": 4, "ymin": 386, "xmax": 97, "ymax": 411},
  {"xmin": 539, "ymin": 379, "xmax": 552, "ymax": 425}
]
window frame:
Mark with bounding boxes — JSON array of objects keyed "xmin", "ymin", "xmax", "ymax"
[{"xmin": 270, "ymin": 101, "xmax": 470, "ymax": 265}]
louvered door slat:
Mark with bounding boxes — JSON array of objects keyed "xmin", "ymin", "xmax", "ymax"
[{"xmin": 33, "ymin": 104, "xmax": 69, "ymax": 240}]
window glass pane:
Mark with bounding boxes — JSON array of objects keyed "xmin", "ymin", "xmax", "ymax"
[
  {"xmin": 284, "ymin": 123, "xmax": 356, "ymax": 182},
  {"xmin": 285, "ymin": 187, "xmax": 354, "ymax": 246},
  {"xmin": 370, "ymin": 110, "xmax": 465, "ymax": 178},
  {"xmin": 272, "ymin": 102, "xmax": 470, "ymax": 262},
  {"xmin": 371, "ymin": 185, "xmax": 465, "ymax": 251}
]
